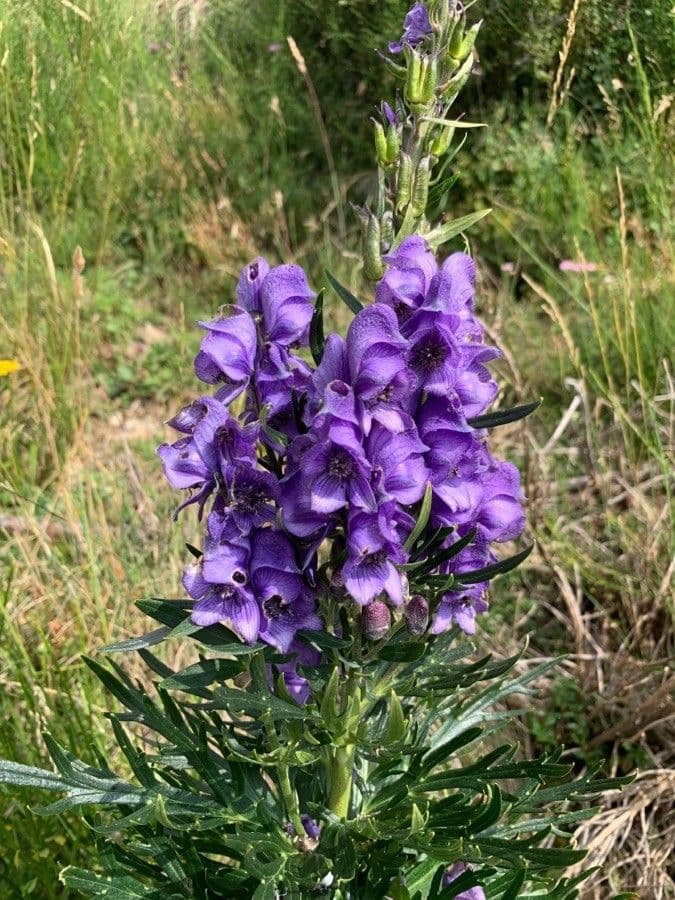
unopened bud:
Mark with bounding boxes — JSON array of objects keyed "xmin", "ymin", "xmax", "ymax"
[
  {"xmin": 374, "ymin": 121, "xmax": 388, "ymax": 169},
  {"xmin": 363, "ymin": 600, "xmax": 391, "ymax": 641},
  {"xmin": 412, "ymin": 156, "xmax": 431, "ymax": 217},
  {"xmin": 430, "ymin": 124, "xmax": 455, "ymax": 158},
  {"xmin": 404, "ymin": 594, "xmax": 429, "ymax": 636},
  {"xmin": 405, "ymin": 52, "xmax": 437, "ymax": 112},
  {"xmin": 396, "ymin": 153, "xmax": 413, "ymax": 212},
  {"xmin": 385, "ymin": 125, "xmax": 401, "ymax": 167},
  {"xmin": 363, "ymin": 212, "xmax": 385, "ymax": 281}
]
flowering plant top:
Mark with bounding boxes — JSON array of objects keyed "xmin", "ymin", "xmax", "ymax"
[{"xmin": 0, "ymin": 5, "xmax": 627, "ymax": 899}]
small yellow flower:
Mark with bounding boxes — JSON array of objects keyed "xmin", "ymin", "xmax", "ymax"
[{"xmin": 0, "ymin": 359, "xmax": 21, "ymax": 376}]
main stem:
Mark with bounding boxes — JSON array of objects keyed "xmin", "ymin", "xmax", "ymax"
[{"xmin": 327, "ymin": 745, "xmax": 355, "ymax": 820}]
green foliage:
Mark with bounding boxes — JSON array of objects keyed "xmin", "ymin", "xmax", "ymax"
[{"xmin": 0, "ymin": 599, "xmax": 630, "ymax": 897}]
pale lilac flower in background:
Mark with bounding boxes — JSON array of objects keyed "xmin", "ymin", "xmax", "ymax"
[{"xmin": 559, "ymin": 259, "xmax": 599, "ymax": 273}]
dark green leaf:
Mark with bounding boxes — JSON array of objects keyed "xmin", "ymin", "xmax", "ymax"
[
  {"xmin": 455, "ymin": 545, "xmax": 533, "ymax": 585},
  {"xmin": 404, "ymin": 482, "xmax": 433, "ymax": 552},
  {"xmin": 100, "ymin": 627, "xmax": 171, "ymax": 655},
  {"xmin": 309, "ymin": 289, "xmax": 325, "ymax": 364},
  {"xmin": 468, "ymin": 399, "xmax": 542, "ymax": 430},
  {"xmin": 414, "ymin": 528, "xmax": 478, "ymax": 578},
  {"xmin": 325, "ymin": 270, "xmax": 364, "ymax": 314}
]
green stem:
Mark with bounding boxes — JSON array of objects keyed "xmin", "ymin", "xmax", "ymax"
[{"xmin": 327, "ymin": 745, "xmax": 355, "ymax": 820}]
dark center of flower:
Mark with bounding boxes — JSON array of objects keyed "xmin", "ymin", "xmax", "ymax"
[
  {"xmin": 412, "ymin": 336, "xmax": 445, "ymax": 373},
  {"xmin": 377, "ymin": 383, "xmax": 394, "ymax": 403},
  {"xmin": 233, "ymin": 481, "xmax": 269, "ymax": 513},
  {"xmin": 366, "ymin": 550, "xmax": 388, "ymax": 566},
  {"xmin": 232, "ymin": 570, "xmax": 247, "ymax": 586},
  {"xmin": 328, "ymin": 451, "xmax": 355, "ymax": 481},
  {"xmin": 263, "ymin": 594, "xmax": 288, "ymax": 619},
  {"xmin": 249, "ymin": 261, "xmax": 259, "ymax": 281}
]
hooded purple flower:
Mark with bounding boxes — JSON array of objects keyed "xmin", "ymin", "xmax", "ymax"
[
  {"xmin": 389, "ymin": 2, "xmax": 432, "ymax": 54},
  {"xmin": 453, "ymin": 343, "xmax": 501, "ymax": 418},
  {"xmin": 157, "ymin": 397, "xmax": 258, "ymax": 518},
  {"xmin": 408, "ymin": 321, "xmax": 462, "ymax": 395},
  {"xmin": 432, "ymin": 538, "xmax": 493, "ymax": 636},
  {"xmin": 194, "ymin": 308, "xmax": 257, "ymax": 395},
  {"xmin": 260, "ymin": 264, "xmax": 315, "ymax": 347},
  {"xmin": 416, "ymin": 397, "xmax": 481, "ymax": 525},
  {"xmin": 250, "ymin": 529, "xmax": 321, "ymax": 651},
  {"xmin": 343, "ymin": 506, "xmax": 408, "ymax": 606},
  {"xmin": 442, "ymin": 863, "xmax": 486, "ymax": 900},
  {"xmin": 315, "ymin": 303, "xmax": 413, "ymax": 434},
  {"xmin": 376, "ymin": 236, "xmax": 438, "ymax": 321},
  {"xmin": 367, "ymin": 420, "xmax": 429, "ymax": 506},
  {"xmin": 190, "ymin": 584, "xmax": 261, "ymax": 642},
  {"xmin": 298, "ymin": 418, "xmax": 376, "ymax": 517},
  {"xmin": 236, "ymin": 257, "xmax": 270, "ymax": 314},
  {"xmin": 474, "ymin": 454, "xmax": 525, "ymax": 543}
]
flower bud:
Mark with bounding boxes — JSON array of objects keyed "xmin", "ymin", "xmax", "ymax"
[
  {"xmin": 363, "ymin": 212, "xmax": 385, "ymax": 281},
  {"xmin": 385, "ymin": 125, "xmax": 402, "ymax": 167},
  {"xmin": 404, "ymin": 594, "xmax": 429, "ymax": 636},
  {"xmin": 374, "ymin": 121, "xmax": 388, "ymax": 169},
  {"xmin": 430, "ymin": 124, "xmax": 455, "ymax": 158},
  {"xmin": 412, "ymin": 156, "xmax": 431, "ymax": 217},
  {"xmin": 396, "ymin": 152, "xmax": 413, "ymax": 212},
  {"xmin": 363, "ymin": 600, "xmax": 391, "ymax": 641},
  {"xmin": 405, "ymin": 52, "xmax": 437, "ymax": 112}
]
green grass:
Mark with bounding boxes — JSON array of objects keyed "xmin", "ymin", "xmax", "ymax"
[{"xmin": 0, "ymin": 0, "xmax": 673, "ymax": 895}]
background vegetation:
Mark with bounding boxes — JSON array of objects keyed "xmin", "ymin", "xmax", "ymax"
[{"xmin": 0, "ymin": 0, "xmax": 672, "ymax": 896}]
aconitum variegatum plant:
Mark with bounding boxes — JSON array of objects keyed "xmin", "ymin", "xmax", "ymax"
[{"xmin": 0, "ymin": 3, "xmax": 629, "ymax": 897}]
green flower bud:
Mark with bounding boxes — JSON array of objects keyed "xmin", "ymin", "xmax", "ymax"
[
  {"xmin": 374, "ymin": 121, "xmax": 388, "ymax": 169},
  {"xmin": 412, "ymin": 156, "xmax": 431, "ymax": 217},
  {"xmin": 396, "ymin": 153, "xmax": 413, "ymax": 212},
  {"xmin": 363, "ymin": 212, "xmax": 385, "ymax": 281},
  {"xmin": 405, "ymin": 53, "xmax": 437, "ymax": 112},
  {"xmin": 385, "ymin": 125, "xmax": 401, "ymax": 167},
  {"xmin": 430, "ymin": 124, "xmax": 455, "ymax": 158}
]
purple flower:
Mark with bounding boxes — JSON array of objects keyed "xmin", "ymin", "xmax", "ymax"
[
  {"xmin": 367, "ymin": 421, "xmax": 429, "ymax": 506},
  {"xmin": 408, "ymin": 322, "xmax": 462, "ymax": 395},
  {"xmin": 299, "ymin": 420, "xmax": 376, "ymax": 516},
  {"xmin": 158, "ymin": 397, "xmax": 257, "ymax": 518},
  {"xmin": 343, "ymin": 507, "xmax": 407, "ymax": 606},
  {"xmin": 260, "ymin": 264, "xmax": 315, "ymax": 347},
  {"xmin": 236, "ymin": 257, "xmax": 270, "ymax": 314},
  {"xmin": 300, "ymin": 815, "xmax": 321, "ymax": 840},
  {"xmin": 382, "ymin": 101, "xmax": 399, "ymax": 126},
  {"xmin": 376, "ymin": 236, "xmax": 438, "ymax": 320},
  {"xmin": 226, "ymin": 467, "xmax": 280, "ymax": 533},
  {"xmin": 346, "ymin": 303, "xmax": 412, "ymax": 433},
  {"xmin": 442, "ymin": 863, "xmax": 486, "ymax": 900},
  {"xmin": 389, "ymin": 2, "xmax": 432, "ymax": 54},
  {"xmin": 475, "ymin": 456, "xmax": 525, "ymax": 543},
  {"xmin": 433, "ymin": 539, "xmax": 493, "ymax": 636},
  {"xmin": 194, "ymin": 308, "xmax": 257, "ymax": 395},
  {"xmin": 453, "ymin": 343, "xmax": 501, "ymax": 418},
  {"xmin": 191, "ymin": 583, "xmax": 261, "ymax": 643},
  {"xmin": 250, "ymin": 529, "xmax": 320, "ymax": 652}
]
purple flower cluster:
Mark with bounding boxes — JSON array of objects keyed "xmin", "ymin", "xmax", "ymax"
[{"xmin": 158, "ymin": 238, "xmax": 524, "ymax": 671}]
